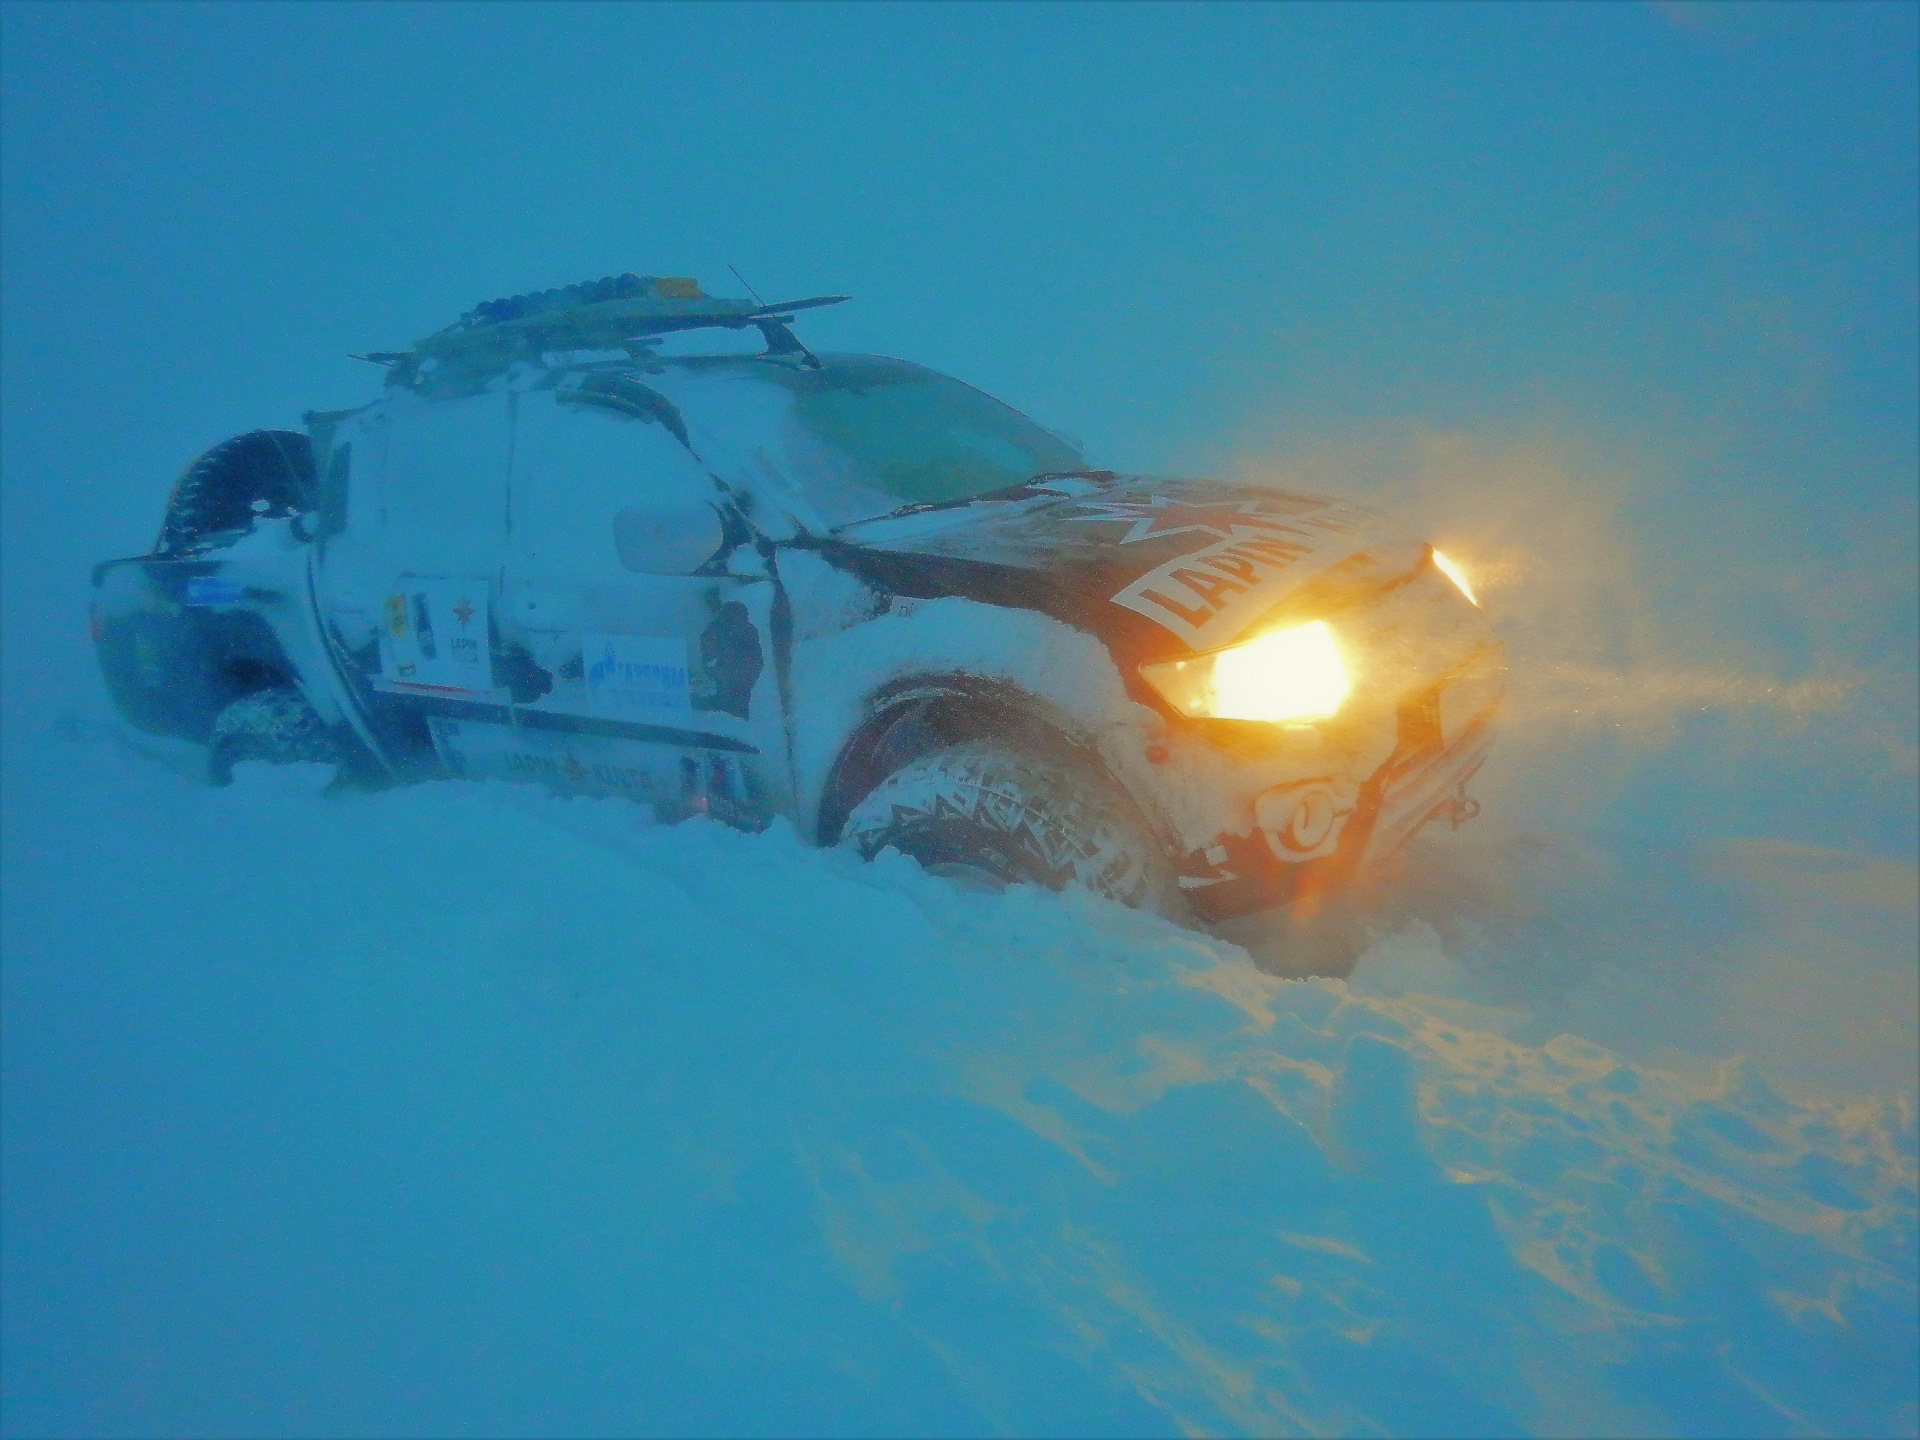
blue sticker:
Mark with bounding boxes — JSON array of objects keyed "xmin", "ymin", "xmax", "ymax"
[
  {"xmin": 185, "ymin": 576, "xmax": 245, "ymax": 606},
  {"xmin": 584, "ymin": 634, "xmax": 691, "ymax": 714}
]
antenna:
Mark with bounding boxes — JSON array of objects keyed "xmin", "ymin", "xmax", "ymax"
[{"xmin": 728, "ymin": 265, "xmax": 767, "ymax": 307}]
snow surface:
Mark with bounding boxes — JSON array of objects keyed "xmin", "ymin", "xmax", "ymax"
[{"xmin": 3, "ymin": 718, "xmax": 1914, "ymax": 1438}]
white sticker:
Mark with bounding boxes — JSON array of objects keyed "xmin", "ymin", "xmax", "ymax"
[
  {"xmin": 426, "ymin": 716, "xmax": 669, "ymax": 801},
  {"xmin": 1109, "ymin": 505, "xmax": 1374, "ymax": 648},
  {"xmin": 583, "ymin": 633, "xmax": 691, "ymax": 716},
  {"xmin": 380, "ymin": 578, "xmax": 494, "ymax": 692}
]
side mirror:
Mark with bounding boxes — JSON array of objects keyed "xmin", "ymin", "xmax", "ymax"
[{"xmin": 613, "ymin": 498, "xmax": 727, "ymax": 575}]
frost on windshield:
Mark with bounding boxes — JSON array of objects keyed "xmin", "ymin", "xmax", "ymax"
[
  {"xmin": 782, "ymin": 358, "xmax": 1081, "ymax": 513},
  {"xmin": 658, "ymin": 357, "xmax": 1081, "ymax": 531}
]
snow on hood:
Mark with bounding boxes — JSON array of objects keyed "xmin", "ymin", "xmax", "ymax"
[
  {"xmin": 638, "ymin": 358, "xmax": 1421, "ymax": 656},
  {"xmin": 825, "ymin": 473, "xmax": 1426, "ymax": 656},
  {"xmin": 4, "ymin": 722, "xmax": 1913, "ymax": 1437}
]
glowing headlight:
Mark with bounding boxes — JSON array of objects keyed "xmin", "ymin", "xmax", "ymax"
[
  {"xmin": 1431, "ymin": 548, "xmax": 1478, "ymax": 606},
  {"xmin": 1139, "ymin": 620, "xmax": 1351, "ymax": 723}
]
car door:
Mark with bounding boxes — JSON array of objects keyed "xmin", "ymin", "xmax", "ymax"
[
  {"xmin": 447, "ymin": 377, "xmax": 787, "ymax": 826},
  {"xmin": 311, "ymin": 389, "xmax": 515, "ymax": 771}
]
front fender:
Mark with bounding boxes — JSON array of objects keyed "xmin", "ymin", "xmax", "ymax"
[{"xmin": 787, "ymin": 595, "xmax": 1170, "ymax": 847}]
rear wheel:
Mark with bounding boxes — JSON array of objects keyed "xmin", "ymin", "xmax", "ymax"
[
  {"xmin": 841, "ymin": 738, "xmax": 1180, "ymax": 915},
  {"xmin": 207, "ymin": 685, "xmax": 340, "ymax": 785}
]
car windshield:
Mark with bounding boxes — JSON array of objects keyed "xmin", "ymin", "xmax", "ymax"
[{"xmin": 765, "ymin": 358, "xmax": 1081, "ymax": 522}]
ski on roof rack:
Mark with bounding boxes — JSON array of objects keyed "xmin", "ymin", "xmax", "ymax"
[{"xmin": 360, "ymin": 273, "xmax": 849, "ymax": 394}]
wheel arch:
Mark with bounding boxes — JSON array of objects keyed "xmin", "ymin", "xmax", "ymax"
[
  {"xmin": 93, "ymin": 559, "xmax": 306, "ymax": 743},
  {"xmin": 814, "ymin": 671, "xmax": 1139, "ymax": 847}
]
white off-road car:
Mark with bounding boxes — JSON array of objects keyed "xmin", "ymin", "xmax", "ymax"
[{"xmin": 91, "ymin": 274, "xmax": 1502, "ymax": 972}]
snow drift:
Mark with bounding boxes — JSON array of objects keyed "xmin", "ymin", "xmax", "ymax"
[{"xmin": 2, "ymin": 719, "xmax": 1913, "ymax": 1438}]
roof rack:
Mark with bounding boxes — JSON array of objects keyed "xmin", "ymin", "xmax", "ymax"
[{"xmin": 355, "ymin": 273, "xmax": 848, "ymax": 395}]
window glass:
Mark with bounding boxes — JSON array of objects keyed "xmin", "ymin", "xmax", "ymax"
[
  {"xmin": 511, "ymin": 388, "xmax": 719, "ymax": 582},
  {"xmin": 784, "ymin": 360, "xmax": 1080, "ymax": 513},
  {"xmin": 634, "ymin": 357, "xmax": 1084, "ymax": 531},
  {"xmin": 655, "ymin": 359, "xmax": 1074, "ymax": 527}
]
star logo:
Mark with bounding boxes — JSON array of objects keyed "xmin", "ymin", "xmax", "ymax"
[
  {"xmin": 1069, "ymin": 496, "xmax": 1307, "ymax": 545},
  {"xmin": 452, "ymin": 597, "xmax": 475, "ymax": 627}
]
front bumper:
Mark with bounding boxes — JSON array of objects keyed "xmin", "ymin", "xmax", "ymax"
[{"xmin": 1172, "ymin": 648, "xmax": 1502, "ymax": 923}]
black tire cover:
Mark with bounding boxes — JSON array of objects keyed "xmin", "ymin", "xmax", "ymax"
[{"xmin": 158, "ymin": 430, "xmax": 315, "ymax": 554}]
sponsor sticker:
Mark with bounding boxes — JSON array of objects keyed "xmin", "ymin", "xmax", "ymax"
[
  {"xmin": 1107, "ymin": 502, "xmax": 1373, "ymax": 648},
  {"xmin": 379, "ymin": 579, "xmax": 493, "ymax": 691},
  {"xmin": 1070, "ymin": 494, "xmax": 1327, "ymax": 545},
  {"xmin": 583, "ymin": 634, "xmax": 691, "ymax": 715},
  {"xmin": 426, "ymin": 716, "xmax": 661, "ymax": 799},
  {"xmin": 185, "ymin": 575, "xmax": 244, "ymax": 606}
]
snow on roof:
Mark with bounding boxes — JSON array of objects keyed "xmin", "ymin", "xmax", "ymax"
[{"xmin": 358, "ymin": 274, "xmax": 850, "ymax": 398}]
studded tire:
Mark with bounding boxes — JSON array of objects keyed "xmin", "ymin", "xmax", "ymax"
[
  {"xmin": 841, "ymin": 739, "xmax": 1181, "ymax": 915},
  {"xmin": 158, "ymin": 430, "xmax": 315, "ymax": 555},
  {"xmin": 207, "ymin": 685, "xmax": 340, "ymax": 785}
]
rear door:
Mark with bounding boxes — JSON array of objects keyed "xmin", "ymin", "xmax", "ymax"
[
  {"xmin": 440, "ymin": 380, "xmax": 788, "ymax": 826},
  {"xmin": 311, "ymin": 389, "xmax": 515, "ymax": 768}
]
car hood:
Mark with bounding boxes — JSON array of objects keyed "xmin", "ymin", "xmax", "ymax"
[{"xmin": 812, "ymin": 471, "xmax": 1426, "ymax": 659}]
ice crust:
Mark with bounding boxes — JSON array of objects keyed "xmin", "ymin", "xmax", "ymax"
[{"xmin": 2, "ymin": 727, "xmax": 1915, "ymax": 1438}]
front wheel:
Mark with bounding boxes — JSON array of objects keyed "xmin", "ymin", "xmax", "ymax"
[{"xmin": 841, "ymin": 739, "xmax": 1181, "ymax": 915}]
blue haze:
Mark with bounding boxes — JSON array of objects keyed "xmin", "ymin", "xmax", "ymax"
[
  {"xmin": 4, "ymin": 0, "xmax": 1915, "ymax": 854},
  {"xmin": 3, "ymin": 4, "xmax": 1916, "ymax": 1436}
]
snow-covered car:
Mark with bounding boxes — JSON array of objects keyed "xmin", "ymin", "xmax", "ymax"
[{"xmin": 91, "ymin": 274, "xmax": 1502, "ymax": 970}]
